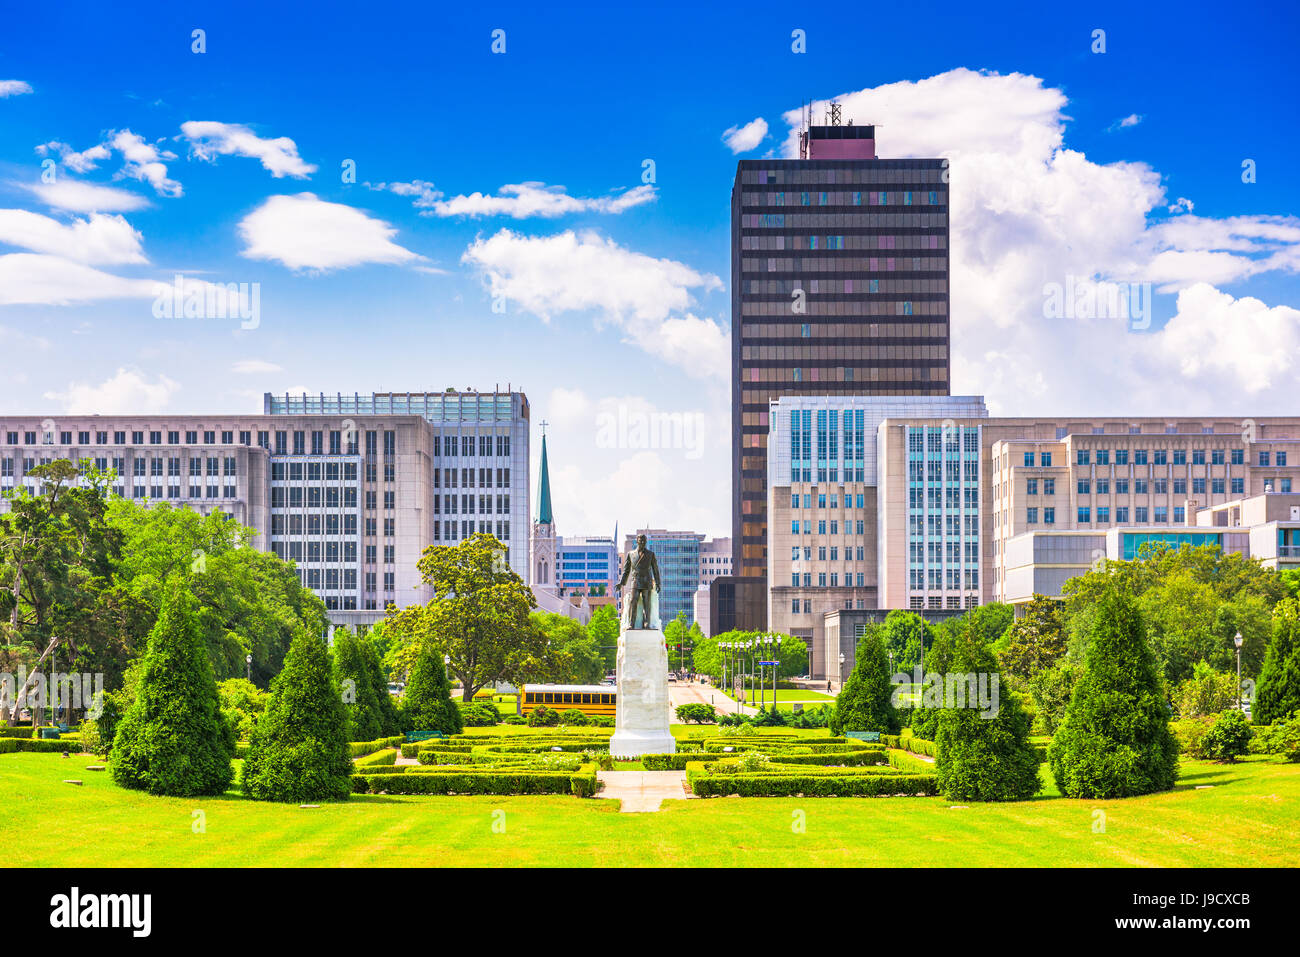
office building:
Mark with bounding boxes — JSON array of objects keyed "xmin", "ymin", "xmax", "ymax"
[
  {"xmin": 731, "ymin": 118, "xmax": 951, "ymax": 628},
  {"xmin": 0, "ymin": 388, "xmax": 531, "ymax": 632}
]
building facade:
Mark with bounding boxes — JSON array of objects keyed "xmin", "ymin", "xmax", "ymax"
[
  {"xmin": 731, "ymin": 122, "xmax": 951, "ymax": 629},
  {"xmin": 764, "ymin": 400, "xmax": 1300, "ymax": 679},
  {"xmin": 0, "ymin": 389, "xmax": 531, "ymax": 632}
]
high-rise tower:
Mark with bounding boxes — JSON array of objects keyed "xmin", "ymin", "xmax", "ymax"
[{"xmin": 730, "ymin": 118, "xmax": 950, "ymax": 628}]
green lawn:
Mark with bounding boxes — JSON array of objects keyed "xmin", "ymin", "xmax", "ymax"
[{"xmin": 3, "ymin": 752, "xmax": 1296, "ymax": 867}]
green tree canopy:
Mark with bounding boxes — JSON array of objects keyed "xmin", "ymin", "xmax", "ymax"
[
  {"xmin": 332, "ymin": 626, "xmax": 382, "ymax": 741},
  {"xmin": 110, "ymin": 578, "xmax": 234, "ymax": 797},
  {"xmin": 1049, "ymin": 583, "xmax": 1179, "ymax": 798},
  {"xmin": 995, "ymin": 595, "xmax": 1066, "ymax": 681},
  {"xmin": 934, "ymin": 626, "xmax": 1041, "ymax": 801},
  {"xmin": 242, "ymin": 628, "xmax": 353, "ymax": 802},
  {"xmin": 384, "ymin": 533, "xmax": 541, "ymax": 701},
  {"xmin": 402, "ymin": 639, "xmax": 463, "ymax": 735},
  {"xmin": 830, "ymin": 630, "xmax": 899, "ymax": 734},
  {"xmin": 1255, "ymin": 598, "xmax": 1300, "ymax": 725}
]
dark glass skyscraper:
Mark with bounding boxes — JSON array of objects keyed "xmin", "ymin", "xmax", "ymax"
[{"xmin": 730, "ymin": 123, "xmax": 950, "ymax": 628}]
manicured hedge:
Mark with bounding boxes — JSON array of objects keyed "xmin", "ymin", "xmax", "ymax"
[
  {"xmin": 352, "ymin": 762, "xmax": 597, "ymax": 797},
  {"xmin": 887, "ymin": 749, "xmax": 933, "ymax": 774},
  {"xmin": 0, "ymin": 726, "xmax": 41, "ymax": 739},
  {"xmin": 354, "ymin": 747, "xmax": 398, "ymax": 769},
  {"xmin": 349, "ymin": 736, "xmax": 404, "ymax": 758},
  {"xmin": 685, "ymin": 762, "xmax": 938, "ymax": 797},
  {"xmin": 0, "ymin": 738, "xmax": 78, "ymax": 754},
  {"xmin": 881, "ymin": 734, "xmax": 937, "ymax": 757},
  {"xmin": 641, "ymin": 748, "xmax": 888, "ymax": 770}
]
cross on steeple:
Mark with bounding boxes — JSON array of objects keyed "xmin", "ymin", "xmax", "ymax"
[{"xmin": 540, "ymin": 419, "xmax": 548, "ymax": 435}]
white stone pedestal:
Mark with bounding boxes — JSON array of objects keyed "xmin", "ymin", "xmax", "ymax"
[{"xmin": 610, "ymin": 626, "xmax": 676, "ymax": 759}]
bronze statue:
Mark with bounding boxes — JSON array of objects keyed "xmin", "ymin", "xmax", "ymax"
[{"xmin": 619, "ymin": 534, "xmax": 661, "ymax": 630}]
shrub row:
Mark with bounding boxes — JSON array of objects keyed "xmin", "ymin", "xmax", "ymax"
[
  {"xmin": 352, "ymin": 763, "xmax": 597, "ymax": 797},
  {"xmin": 354, "ymin": 748, "xmax": 398, "ymax": 769},
  {"xmin": 886, "ymin": 749, "xmax": 933, "ymax": 774},
  {"xmin": 348, "ymin": 736, "xmax": 404, "ymax": 758},
  {"xmin": 0, "ymin": 738, "xmax": 79, "ymax": 754},
  {"xmin": 881, "ymin": 734, "xmax": 937, "ymax": 757},
  {"xmin": 685, "ymin": 763, "xmax": 938, "ymax": 797}
]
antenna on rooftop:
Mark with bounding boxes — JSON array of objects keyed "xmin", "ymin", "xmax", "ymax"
[{"xmin": 829, "ymin": 101, "xmax": 842, "ymax": 127}]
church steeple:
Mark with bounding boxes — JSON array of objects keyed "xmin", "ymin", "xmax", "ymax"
[{"xmin": 537, "ymin": 427, "xmax": 553, "ymax": 525}]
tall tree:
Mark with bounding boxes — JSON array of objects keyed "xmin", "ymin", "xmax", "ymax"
[
  {"xmin": 935, "ymin": 626, "xmax": 1041, "ymax": 801},
  {"xmin": 385, "ymin": 533, "xmax": 542, "ymax": 701},
  {"xmin": 830, "ymin": 630, "xmax": 899, "ymax": 734},
  {"xmin": 110, "ymin": 578, "xmax": 234, "ymax": 797},
  {"xmin": 1255, "ymin": 598, "xmax": 1300, "ymax": 725},
  {"xmin": 1049, "ymin": 584, "xmax": 1178, "ymax": 798},
  {"xmin": 402, "ymin": 639, "xmax": 463, "ymax": 735},
  {"xmin": 0, "ymin": 460, "xmax": 121, "ymax": 724},
  {"xmin": 587, "ymin": 604, "xmax": 620, "ymax": 673},
  {"xmin": 242, "ymin": 628, "xmax": 353, "ymax": 802},
  {"xmin": 332, "ymin": 626, "xmax": 382, "ymax": 742},
  {"xmin": 995, "ymin": 594, "xmax": 1066, "ymax": 681}
]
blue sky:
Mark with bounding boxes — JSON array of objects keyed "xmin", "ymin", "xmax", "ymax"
[{"xmin": 2, "ymin": 0, "xmax": 1298, "ymax": 538}]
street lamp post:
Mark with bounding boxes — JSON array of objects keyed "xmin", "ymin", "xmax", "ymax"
[
  {"xmin": 838, "ymin": 652, "xmax": 845, "ymax": 689},
  {"xmin": 1234, "ymin": 631, "xmax": 1244, "ymax": 712},
  {"xmin": 245, "ymin": 653, "xmax": 252, "ymax": 682}
]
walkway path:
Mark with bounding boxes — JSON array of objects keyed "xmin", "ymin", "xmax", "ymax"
[
  {"xmin": 668, "ymin": 680, "xmax": 756, "ymax": 716},
  {"xmin": 596, "ymin": 770, "xmax": 693, "ymax": 812}
]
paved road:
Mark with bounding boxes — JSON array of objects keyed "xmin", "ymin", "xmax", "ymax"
[{"xmin": 668, "ymin": 680, "xmax": 756, "ymax": 716}]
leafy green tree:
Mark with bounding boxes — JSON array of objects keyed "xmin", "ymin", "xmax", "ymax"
[
  {"xmin": 879, "ymin": 611, "xmax": 931, "ymax": 675},
  {"xmin": 384, "ymin": 533, "xmax": 541, "ymax": 701},
  {"xmin": 110, "ymin": 579, "xmax": 233, "ymax": 796},
  {"xmin": 587, "ymin": 604, "xmax": 620, "ymax": 673},
  {"xmin": 0, "ymin": 459, "xmax": 123, "ymax": 725},
  {"xmin": 1255, "ymin": 599, "xmax": 1300, "ymax": 725},
  {"xmin": 217, "ymin": 677, "xmax": 269, "ymax": 740},
  {"xmin": 830, "ymin": 631, "xmax": 899, "ymax": 734},
  {"xmin": 1173, "ymin": 661, "xmax": 1240, "ymax": 718},
  {"xmin": 1063, "ymin": 543, "xmax": 1284, "ymax": 686},
  {"xmin": 1024, "ymin": 661, "xmax": 1080, "ymax": 734},
  {"xmin": 332, "ymin": 627, "xmax": 382, "ymax": 741},
  {"xmin": 360, "ymin": 637, "xmax": 401, "ymax": 736},
  {"xmin": 1201, "ymin": 709, "xmax": 1252, "ymax": 762},
  {"xmin": 402, "ymin": 639, "xmax": 463, "ymax": 735},
  {"xmin": 934, "ymin": 627, "xmax": 1041, "ymax": 801},
  {"xmin": 1049, "ymin": 585, "xmax": 1179, "ymax": 798},
  {"xmin": 108, "ymin": 500, "xmax": 328, "ymax": 684},
  {"xmin": 530, "ymin": 611, "xmax": 604, "ymax": 684},
  {"xmin": 995, "ymin": 595, "xmax": 1066, "ymax": 680},
  {"xmin": 242, "ymin": 628, "xmax": 353, "ymax": 802}
]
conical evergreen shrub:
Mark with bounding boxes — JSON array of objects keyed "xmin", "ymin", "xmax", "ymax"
[
  {"xmin": 401, "ymin": 640, "xmax": 463, "ymax": 735},
  {"xmin": 242, "ymin": 628, "xmax": 353, "ymax": 802},
  {"xmin": 830, "ymin": 630, "xmax": 899, "ymax": 735},
  {"xmin": 111, "ymin": 579, "xmax": 234, "ymax": 796},
  {"xmin": 332, "ymin": 627, "xmax": 381, "ymax": 742},
  {"xmin": 363, "ymin": 639, "xmax": 402, "ymax": 737},
  {"xmin": 1255, "ymin": 599, "xmax": 1300, "ymax": 725},
  {"xmin": 1048, "ymin": 585, "xmax": 1178, "ymax": 798},
  {"xmin": 935, "ymin": 627, "xmax": 1041, "ymax": 801}
]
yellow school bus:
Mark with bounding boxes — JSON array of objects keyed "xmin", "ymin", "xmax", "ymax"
[{"xmin": 519, "ymin": 684, "xmax": 616, "ymax": 717}]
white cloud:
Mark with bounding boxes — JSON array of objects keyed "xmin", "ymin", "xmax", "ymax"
[
  {"xmin": 237, "ymin": 193, "xmax": 421, "ymax": 272},
  {"xmin": 14, "ymin": 178, "xmax": 151, "ymax": 213},
  {"xmin": 0, "ymin": 80, "xmax": 33, "ymax": 98},
  {"xmin": 780, "ymin": 69, "xmax": 1300, "ymax": 415},
  {"xmin": 44, "ymin": 368, "xmax": 180, "ymax": 413},
  {"xmin": 231, "ymin": 358, "xmax": 283, "ymax": 374},
  {"xmin": 0, "ymin": 254, "xmax": 157, "ymax": 305},
  {"xmin": 373, "ymin": 180, "xmax": 656, "ymax": 218},
  {"xmin": 108, "ymin": 130, "xmax": 182, "ymax": 197},
  {"xmin": 722, "ymin": 117, "xmax": 768, "ymax": 153},
  {"xmin": 36, "ymin": 140, "xmax": 111, "ymax": 172},
  {"xmin": 0, "ymin": 209, "xmax": 146, "ymax": 264},
  {"xmin": 461, "ymin": 228, "xmax": 725, "ymax": 377},
  {"xmin": 180, "ymin": 121, "xmax": 317, "ymax": 178},
  {"xmin": 1115, "ymin": 113, "xmax": 1143, "ymax": 129}
]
